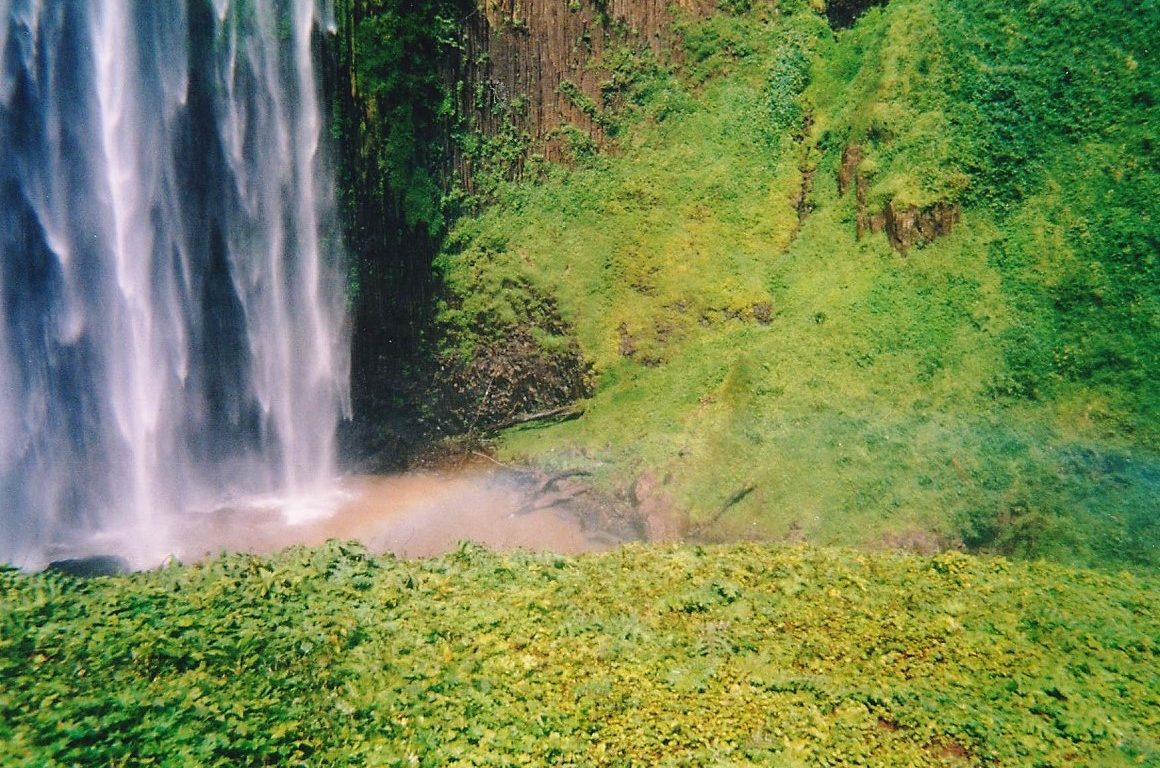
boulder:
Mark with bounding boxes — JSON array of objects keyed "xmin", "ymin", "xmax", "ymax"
[{"xmin": 46, "ymin": 555, "xmax": 131, "ymax": 578}]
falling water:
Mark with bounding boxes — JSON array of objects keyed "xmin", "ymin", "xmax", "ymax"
[{"xmin": 0, "ymin": 0, "xmax": 350, "ymax": 568}]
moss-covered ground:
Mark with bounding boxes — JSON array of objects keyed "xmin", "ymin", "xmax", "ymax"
[
  {"xmin": 2, "ymin": 543, "xmax": 1157, "ymax": 766},
  {"xmin": 434, "ymin": 0, "xmax": 1159, "ymax": 572}
]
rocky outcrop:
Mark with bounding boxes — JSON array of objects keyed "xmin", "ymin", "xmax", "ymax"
[
  {"xmin": 882, "ymin": 200, "xmax": 961, "ymax": 252},
  {"xmin": 837, "ymin": 142, "xmax": 862, "ymax": 196},
  {"xmin": 46, "ymin": 555, "xmax": 131, "ymax": 578},
  {"xmin": 840, "ymin": 142, "xmax": 960, "ymax": 252}
]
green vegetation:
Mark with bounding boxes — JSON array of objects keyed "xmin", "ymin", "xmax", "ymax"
[
  {"xmin": 6, "ymin": 4, "xmax": 1157, "ymax": 764},
  {"xmin": 433, "ymin": 0, "xmax": 1160, "ymax": 572},
  {"xmin": 331, "ymin": 0, "xmax": 474, "ymax": 451},
  {"xmin": 3, "ymin": 543, "xmax": 1157, "ymax": 765},
  {"xmin": 332, "ymin": 0, "xmax": 466, "ymax": 241}
]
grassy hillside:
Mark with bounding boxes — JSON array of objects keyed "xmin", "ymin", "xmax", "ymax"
[
  {"xmin": 433, "ymin": 0, "xmax": 1159, "ymax": 571},
  {"xmin": 2, "ymin": 543, "xmax": 1157, "ymax": 766}
]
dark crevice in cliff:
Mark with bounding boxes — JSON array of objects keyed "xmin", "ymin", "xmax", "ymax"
[
  {"xmin": 327, "ymin": 0, "xmax": 468, "ymax": 468},
  {"xmin": 825, "ymin": 0, "xmax": 888, "ymax": 29}
]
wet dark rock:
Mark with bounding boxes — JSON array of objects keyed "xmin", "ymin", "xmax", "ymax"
[
  {"xmin": 825, "ymin": 0, "xmax": 889, "ymax": 29},
  {"xmin": 46, "ymin": 555, "xmax": 131, "ymax": 578}
]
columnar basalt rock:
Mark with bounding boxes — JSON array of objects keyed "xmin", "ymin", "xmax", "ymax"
[{"xmin": 450, "ymin": 0, "xmax": 712, "ymax": 177}]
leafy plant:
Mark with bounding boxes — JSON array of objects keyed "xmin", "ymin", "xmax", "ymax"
[{"xmin": 2, "ymin": 543, "xmax": 1156, "ymax": 765}]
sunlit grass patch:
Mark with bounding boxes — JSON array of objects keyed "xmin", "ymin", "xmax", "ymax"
[
  {"xmin": 2, "ymin": 543, "xmax": 1157, "ymax": 765},
  {"xmin": 435, "ymin": 0, "xmax": 1160, "ymax": 572}
]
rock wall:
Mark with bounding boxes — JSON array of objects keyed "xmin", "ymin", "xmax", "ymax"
[
  {"xmin": 330, "ymin": 0, "xmax": 713, "ymax": 461},
  {"xmin": 447, "ymin": 0, "xmax": 712, "ymax": 183}
]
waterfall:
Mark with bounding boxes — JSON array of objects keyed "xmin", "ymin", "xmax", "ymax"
[{"xmin": 0, "ymin": 0, "xmax": 350, "ymax": 568}]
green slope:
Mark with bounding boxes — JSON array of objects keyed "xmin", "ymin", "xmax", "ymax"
[
  {"xmin": 2, "ymin": 544, "xmax": 1157, "ymax": 766},
  {"xmin": 434, "ymin": 0, "xmax": 1159, "ymax": 571}
]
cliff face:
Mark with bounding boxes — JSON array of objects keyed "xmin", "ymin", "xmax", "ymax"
[
  {"xmin": 331, "ymin": 0, "xmax": 707, "ymax": 458},
  {"xmin": 329, "ymin": 0, "xmax": 707, "ymax": 347},
  {"xmin": 448, "ymin": 0, "xmax": 712, "ymax": 182}
]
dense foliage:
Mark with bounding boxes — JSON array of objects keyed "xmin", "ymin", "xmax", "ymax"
[
  {"xmin": 332, "ymin": 0, "xmax": 466, "ymax": 244},
  {"xmin": 2, "ymin": 543, "xmax": 1156, "ymax": 766},
  {"xmin": 432, "ymin": 0, "xmax": 1159, "ymax": 572}
]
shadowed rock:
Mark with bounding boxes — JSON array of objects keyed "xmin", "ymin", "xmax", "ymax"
[
  {"xmin": 46, "ymin": 555, "xmax": 131, "ymax": 578},
  {"xmin": 826, "ymin": 0, "xmax": 889, "ymax": 29}
]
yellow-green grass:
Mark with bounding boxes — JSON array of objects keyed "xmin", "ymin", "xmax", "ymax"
[
  {"xmin": 435, "ymin": 0, "xmax": 1159, "ymax": 571},
  {"xmin": 2, "ymin": 542, "xmax": 1157, "ymax": 766}
]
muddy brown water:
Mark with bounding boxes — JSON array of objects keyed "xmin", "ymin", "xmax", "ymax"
[{"xmin": 168, "ymin": 469, "xmax": 619, "ymax": 563}]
